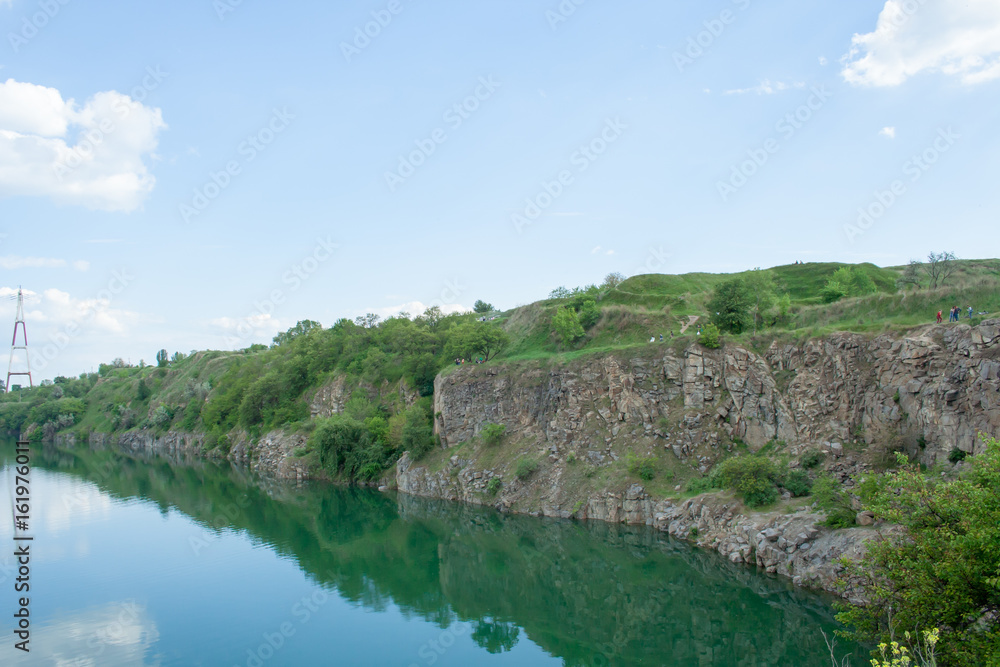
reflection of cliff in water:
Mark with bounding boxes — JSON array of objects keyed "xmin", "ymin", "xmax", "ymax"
[{"xmin": 28, "ymin": 442, "xmax": 865, "ymax": 665}]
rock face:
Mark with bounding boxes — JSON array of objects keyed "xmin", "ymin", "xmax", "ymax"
[
  {"xmin": 433, "ymin": 321, "xmax": 1000, "ymax": 462},
  {"xmin": 400, "ymin": 321, "xmax": 1000, "ymax": 593},
  {"xmin": 80, "ymin": 429, "xmax": 310, "ymax": 480},
  {"xmin": 397, "ymin": 452, "xmax": 870, "ymax": 594},
  {"xmin": 229, "ymin": 431, "xmax": 311, "ymax": 480}
]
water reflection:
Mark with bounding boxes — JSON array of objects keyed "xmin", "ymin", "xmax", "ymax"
[
  {"xmin": 5, "ymin": 442, "xmax": 865, "ymax": 666},
  {"xmin": 0, "ymin": 600, "xmax": 160, "ymax": 666}
]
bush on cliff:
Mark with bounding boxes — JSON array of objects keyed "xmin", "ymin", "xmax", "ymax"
[
  {"xmin": 481, "ymin": 422, "xmax": 507, "ymax": 446},
  {"xmin": 812, "ymin": 474, "xmax": 855, "ymax": 528},
  {"xmin": 715, "ymin": 455, "xmax": 781, "ymax": 507},
  {"xmin": 837, "ymin": 436, "xmax": 1000, "ymax": 666}
]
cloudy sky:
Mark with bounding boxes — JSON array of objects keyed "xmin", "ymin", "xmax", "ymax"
[{"xmin": 1, "ymin": 0, "xmax": 998, "ymax": 380}]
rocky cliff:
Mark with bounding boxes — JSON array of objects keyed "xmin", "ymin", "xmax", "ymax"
[
  {"xmin": 397, "ymin": 320, "xmax": 1000, "ymax": 593},
  {"xmin": 431, "ymin": 320, "xmax": 999, "ymax": 462}
]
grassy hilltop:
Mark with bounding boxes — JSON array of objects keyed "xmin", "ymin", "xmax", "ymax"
[{"xmin": 3, "ymin": 257, "xmax": 998, "ymax": 479}]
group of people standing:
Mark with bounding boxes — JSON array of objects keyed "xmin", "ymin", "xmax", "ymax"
[{"xmin": 937, "ymin": 306, "xmax": 973, "ymax": 323}]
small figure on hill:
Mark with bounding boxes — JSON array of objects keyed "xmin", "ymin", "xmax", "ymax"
[
  {"xmin": 659, "ymin": 334, "xmax": 663, "ymax": 342},
  {"xmin": 936, "ymin": 310, "xmax": 943, "ymax": 324},
  {"xmin": 968, "ymin": 306, "xmax": 974, "ymax": 319},
  {"xmin": 649, "ymin": 336, "xmax": 655, "ymax": 343}
]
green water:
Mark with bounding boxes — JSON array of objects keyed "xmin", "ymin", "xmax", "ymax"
[{"xmin": 0, "ymin": 441, "xmax": 865, "ymax": 665}]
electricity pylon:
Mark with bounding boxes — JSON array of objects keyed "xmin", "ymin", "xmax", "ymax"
[{"xmin": 6, "ymin": 287, "xmax": 32, "ymax": 393}]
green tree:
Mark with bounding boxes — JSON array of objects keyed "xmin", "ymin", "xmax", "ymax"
[
  {"xmin": 552, "ymin": 307, "xmax": 584, "ymax": 346},
  {"xmin": 273, "ymin": 320, "xmax": 321, "ymax": 346},
  {"xmin": 837, "ymin": 437, "xmax": 1000, "ymax": 665},
  {"xmin": 473, "ymin": 300, "xmax": 494, "ymax": 314},
  {"xmin": 602, "ymin": 272, "xmax": 626, "ymax": 290},
  {"xmin": 136, "ymin": 379, "xmax": 151, "ymax": 401},
  {"xmin": 743, "ymin": 269, "xmax": 775, "ymax": 336},
  {"xmin": 156, "ymin": 349, "xmax": 169, "ymax": 368},
  {"xmin": 821, "ymin": 280, "xmax": 848, "ymax": 303},
  {"xmin": 548, "ymin": 286, "xmax": 570, "ymax": 299},
  {"xmin": 701, "ymin": 323, "xmax": 721, "ymax": 349},
  {"xmin": 707, "ymin": 278, "xmax": 752, "ymax": 334},
  {"xmin": 446, "ymin": 323, "xmax": 510, "ymax": 362},
  {"xmin": 774, "ymin": 293, "xmax": 792, "ymax": 325},
  {"xmin": 578, "ymin": 299, "xmax": 601, "ymax": 329}
]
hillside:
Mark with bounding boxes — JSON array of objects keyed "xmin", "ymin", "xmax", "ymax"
[{"xmin": 3, "ymin": 257, "xmax": 998, "ymax": 487}]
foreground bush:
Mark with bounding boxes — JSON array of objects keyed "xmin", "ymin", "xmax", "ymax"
[{"xmin": 836, "ymin": 436, "xmax": 1000, "ymax": 666}]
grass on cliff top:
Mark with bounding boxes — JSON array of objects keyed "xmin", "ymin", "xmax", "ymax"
[{"xmin": 496, "ymin": 259, "xmax": 998, "ymax": 364}]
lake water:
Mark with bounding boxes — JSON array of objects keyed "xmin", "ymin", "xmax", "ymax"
[{"xmin": 0, "ymin": 440, "xmax": 864, "ymax": 666}]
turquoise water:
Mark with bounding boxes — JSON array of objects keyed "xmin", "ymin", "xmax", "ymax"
[{"xmin": 0, "ymin": 441, "xmax": 864, "ymax": 665}]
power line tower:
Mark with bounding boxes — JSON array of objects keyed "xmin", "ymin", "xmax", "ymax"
[{"xmin": 6, "ymin": 287, "xmax": 33, "ymax": 393}]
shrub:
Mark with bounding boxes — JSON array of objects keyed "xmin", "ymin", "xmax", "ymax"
[
  {"xmin": 685, "ymin": 476, "xmax": 715, "ymax": 495},
  {"xmin": 481, "ymin": 422, "xmax": 507, "ymax": 446},
  {"xmin": 401, "ymin": 406, "xmax": 435, "ymax": 460},
  {"xmin": 837, "ymin": 437, "xmax": 1000, "ymax": 665},
  {"xmin": 716, "ymin": 455, "xmax": 781, "ymax": 507},
  {"xmin": 801, "ymin": 450, "xmax": 825, "ymax": 469},
  {"xmin": 948, "ymin": 447, "xmax": 967, "ymax": 463},
  {"xmin": 151, "ymin": 404, "xmax": 174, "ymax": 427},
  {"xmin": 486, "ymin": 478, "xmax": 502, "ymax": 495},
  {"xmin": 780, "ymin": 469, "xmax": 812, "ymax": 497},
  {"xmin": 701, "ymin": 323, "xmax": 721, "ymax": 349},
  {"xmin": 552, "ymin": 306, "xmax": 584, "ymax": 346},
  {"xmin": 578, "ymin": 299, "xmax": 601, "ymax": 329},
  {"xmin": 515, "ymin": 458, "xmax": 539, "ymax": 480},
  {"xmin": 625, "ymin": 451, "xmax": 657, "ymax": 481},
  {"xmin": 812, "ymin": 474, "xmax": 855, "ymax": 528}
]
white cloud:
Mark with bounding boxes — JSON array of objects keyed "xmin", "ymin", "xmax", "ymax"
[
  {"xmin": 0, "ymin": 255, "xmax": 89, "ymax": 270},
  {"xmin": 819, "ymin": 56, "xmax": 828, "ymax": 66},
  {"xmin": 880, "ymin": 126, "xmax": 897, "ymax": 139},
  {"xmin": 0, "ymin": 79, "xmax": 167, "ymax": 211},
  {"xmin": 842, "ymin": 0, "xmax": 1000, "ymax": 86},
  {"xmin": 0, "ymin": 286, "xmax": 139, "ymax": 335},
  {"xmin": 724, "ymin": 79, "xmax": 805, "ymax": 95},
  {"xmin": 591, "ymin": 245, "xmax": 602, "ymax": 254}
]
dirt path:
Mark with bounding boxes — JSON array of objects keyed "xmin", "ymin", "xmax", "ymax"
[{"xmin": 679, "ymin": 315, "xmax": 699, "ymax": 334}]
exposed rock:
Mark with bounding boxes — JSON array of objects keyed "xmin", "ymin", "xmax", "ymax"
[{"xmin": 856, "ymin": 511, "xmax": 875, "ymax": 527}]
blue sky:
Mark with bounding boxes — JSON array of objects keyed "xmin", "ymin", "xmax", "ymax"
[{"xmin": 1, "ymin": 0, "xmax": 998, "ymax": 380}]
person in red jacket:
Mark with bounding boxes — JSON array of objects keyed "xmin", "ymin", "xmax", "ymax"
[{"xmin": 936, "ymin": 310, "xmax": 943, "ymax": 324}]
